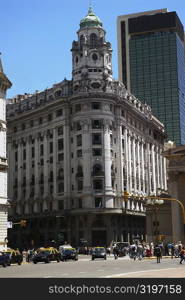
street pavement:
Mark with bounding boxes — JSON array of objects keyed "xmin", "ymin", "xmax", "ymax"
[{"xmin": 0, "ymin": 255, "xmax": 184, "ymax": 278}]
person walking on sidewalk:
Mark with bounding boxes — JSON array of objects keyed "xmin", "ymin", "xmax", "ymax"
[
  {"xmin": 154, "ymin": 244, "xmax": 162, "ymax": 263},
  {"xmin": 179, "ymin": 247, "xmax": 185, "ymax": 264}
]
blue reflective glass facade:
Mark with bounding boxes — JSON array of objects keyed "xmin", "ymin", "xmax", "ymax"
[{"xmin": 119, "ymin": 12, "xmax": 185, "ymax": 145}]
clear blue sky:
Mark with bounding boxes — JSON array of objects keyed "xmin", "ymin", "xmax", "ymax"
[{"xmin": 0, "ymin": 0, "xmax": 184, "ymax": 98}]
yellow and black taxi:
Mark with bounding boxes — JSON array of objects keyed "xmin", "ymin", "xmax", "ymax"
[
  {"xmin": 3, "ymin": 248, "xmax": 23, "ymax": 265},
  {"xmin": 91, "ymin": 247, "xmax": 107, "ymax": 260},
  {"xmin": 60, "ymin": 247, "xmax": 78, "ymax": 261},
  {"xmin": 32, "ymin": 247, "xmax": 60, "ymax": 264}
]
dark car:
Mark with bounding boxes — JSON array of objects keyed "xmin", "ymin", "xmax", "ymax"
[
  {"xmin": 0, "ymin": 251, "xmax": 10, "ymax": 267},
  {"xmin": 3, "ymin": 249, "xmax": 23, "ymax": 265},
  {"xmin": 60, "ymin": 248, "xmax": 78, "ymax": 261},
  {"xmin": 91, "ymin": 247, "xmax": 107, "ymax": 260},
  {"xmin": 33, "ymin": 247, "xmax": 60, "ymax": 264}
]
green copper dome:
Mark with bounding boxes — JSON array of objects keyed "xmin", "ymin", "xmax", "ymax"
[{"xmin": 80, "ymin": 6, "xmax": 103, "ymax": 29}]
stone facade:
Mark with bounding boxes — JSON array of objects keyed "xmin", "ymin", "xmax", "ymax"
[
  {"xmin": 0, "ymin": 57, "xmax": 12, "ymax": 250},
  {"xmin": 163, "ymin": 145, "xmax": 185, "ymax": 243},
  {"xmin": 6, "ymin": 8, "xmax": 167, "ymax": 249}
]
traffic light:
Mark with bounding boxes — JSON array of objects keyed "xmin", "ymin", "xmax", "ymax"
[
  {"xmin": 123, "ymin": 191, "xmax": 130, "ymax": 202},
  {"xmin": 20, "ymin": 220, "xmax": 27, "ymax": 227}
]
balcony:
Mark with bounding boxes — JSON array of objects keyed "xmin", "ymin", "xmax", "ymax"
[{"xmin": 92, "ymin": 171, "xmax": 104, "ymax": 177}]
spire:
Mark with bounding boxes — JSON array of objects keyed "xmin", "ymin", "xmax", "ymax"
[
  {"xmin": 0, "ymin": 53, "xmax": 12, "ymax": 93},
  {"xmin": 0, "ymin": 53, "xmax": 3, "ymax": 73},
  {"xmin": 88, "ymin": 1, "xmax": 94, "ymax": 15}
]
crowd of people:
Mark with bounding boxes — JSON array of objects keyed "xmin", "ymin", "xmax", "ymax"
[{"xmin": 122, "ymin": 241, "xmax": 185, "ymax": 264}]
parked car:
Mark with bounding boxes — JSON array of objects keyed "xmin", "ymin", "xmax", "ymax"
[
  {"xmin": 32, "ymin": 247, "xmax": 60, "ymax": 264},
  {"xmin": 0, "ymin": 251, "xmax": 10, "ymax": 267},
  {"xmin": 91, "ymin": 247, "xmax": 107, "ymax": 260},
  {"xmin": 3, "ymin": 249, "xmax": 23, "ymax": 265}
]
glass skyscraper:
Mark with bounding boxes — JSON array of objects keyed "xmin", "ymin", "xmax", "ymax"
[{"xmin": 117, "ymin": 9, "xmax": 185, "ymax": 145}]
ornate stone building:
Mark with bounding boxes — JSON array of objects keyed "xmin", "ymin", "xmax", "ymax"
[
  {"xmin": 0, "ymin": 56, "xmax": 12, "ymax": 250},
  {"xmin": 6, "ymin": 7, "xmax": 167, "ymax": 249},
  {"xmin": 163, "ymin": 145, "xmax": 185, "ymax": 243}
]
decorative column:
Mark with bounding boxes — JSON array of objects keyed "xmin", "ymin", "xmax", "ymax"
[
  {"xmin": 117, "ymin": 122, "xmax": 124, "ymax": 194},
  {"xmin": 34, "ymin": 135, "xmax": 39, "ymax": 198},
  {"xmin": 132, "ymin": 135, "xmax": 136, "ymax": 193},
  {"xmin": 156, "ymin": 146, "xmax": 160, "ymax": 189},
  {"xmin": 53, "ymin": 128, "xmax": 57, "ymax": 197},
  {"xmin": 137, "ymin": 139, "xmax": 141, "ymax": 192},
  {"xmin": 146, "ymin": 142, "xmax": 151, "ymax": 195},
  {"xmin": 43, "ymin": 132, "xmax": 49, "ymax": 197},
  {"xmin": 159, "ymin": 148, "xmax": 164, "ymax": 190},
  {"xmin": 141, "ymin": 140, "xmax": 145, "ymax": 193},
  {"xmin": 163, "ymin": 157, "xmax": 167, "ymax": 191},
  {"xmin": 151, "ymin": 145, "xmax": 156, "ymax": 193},
  {"xmin": 17, "ymin": 140, "xmax": 23, "ymax": 200},
  {"xmin": 82, "ymin": 119, "xmax": 92, "ymax": 207},
  {"xmin": 26, "ymin": 137, "xmax": 31, "ymax": 200},
  {"xmin": 127, "ymin": 132, "xmax": 132, "ymax": 192},
  {"xmin": 104, "ymin": 121, "xmax": 113, "ymax": 207},
  {"xmin": 124, "ymin": 128, "xmax": 128, "ymax": 191},
  {"xmin": 64, "ymin": 120, "xmax": 71, "ymax": 209}
]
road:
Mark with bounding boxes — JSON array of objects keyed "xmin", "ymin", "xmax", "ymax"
[{"xmin": 0, "ymin": 255, "xmax": 184, "ymax": 278}]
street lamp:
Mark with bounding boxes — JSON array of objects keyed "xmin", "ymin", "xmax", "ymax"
[{"xmin": 145, "ymin": 198, "xmax": 164, "ymax": 243}]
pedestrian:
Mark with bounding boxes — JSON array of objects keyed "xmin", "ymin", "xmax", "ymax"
[
  {"xmin": 113, "ymin": 246, "xmax": 119, "ymax": 259},
  {"xmin": 171, "ymin": 243, "xmax": 175, "ymax": 259},
  {"xmin": 129, "ymin": 243, "xmax": 137, "ymax": 260},
  {"xmin": 137, "ymin": 243, "xmax": 144, "ymax": 260},
  {"xmin": 179, "ymin": 247, "xmax": 185, "ymax": 264},
  {"xmin": 154, "ymin": 245, "xmax": 162, "ymax": 263}
]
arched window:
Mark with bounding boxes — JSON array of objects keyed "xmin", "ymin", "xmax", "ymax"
[
  {"xmin": 93, "ymin": 164, "xmax": 103, "ymax": 175},
  {"xmin": 90, "ymin": 33, "xmax": 98, "ymax": 48}
]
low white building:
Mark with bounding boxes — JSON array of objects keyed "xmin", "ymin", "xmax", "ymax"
[
  {"xmin": 0, "ymin": 57, "xmax": 12, "ymax": 250},
  {"xmin": 6, "ymin": 7, "xmax": 167, "ymax": 249}
]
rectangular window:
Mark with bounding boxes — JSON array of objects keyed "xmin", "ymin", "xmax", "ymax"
[
  {"xmin": 32, "ymin": 147, "xmax": 35, "ymax": 158},
  {"xmin": 56, "ymin": 109, "xmax": 63, "ymax": 117},
  {"xmin": 92, "ymin": 119, "xmax": 102, "ymax": 129},
  {"xmin": 76, "ymin": 122, "xmax": 82, "ymax": 131},
  {"xmin": 75, "ymin": 104, "xmax": 81, "ymax": 112},
  {"xmin": 23, "ymin": 149, "xmax": 26, "ymax": 160},
  {"xmin": 79, "ymin": 198, "xmax": 82, "ymax": 208},
  {"xmin": 48, "ymin": 114, "xmax": 52, "ymax": 121},
  {"xmin": 40, "ymin": 144, "xmax": 44, "ymax": 156},
  {"xmin": 50, "ymin": 142, "xmax": 53, "ymax": 154},
  {"xmin": 58, "ymin": 138, "xmax": 64, "ymax": 151},
  {"xmin": 95, "ymin": 197, "xmax": 103, "ymax": 208},
  {"xmin": 58, "ymin": 126, "xmax": 63, "ymax": 135},
  {"xmin": 58, "ymin": 153, "xmax": 64, "ymax": 161},
  {"xmin": 93, "ymin": 180, "xmax": 103, "ymax": 190},
  {"xmin": 93, "ymin": 148, "xmax": 102, "ymax": 156},
  {"xmin": 15, "ymin": 151, "xmax": 18, "ymax": 162},
  {"xmin": 78, "ymin": 181, "xmax": 83, "ymax": 191},
  {"xmin": 77, "ymin": 149, "xmax": 82, "ymax": 157},
  {"xmin": 58, "ymin": 200, "xmax": 64, "ymax": 210},
  {"xmin": 92, "ymin": 102, "xmax": 100, "ymax": 110},
  {"xmin": 58, "ymin": 182, "xmax": 64, "ymax": 193},
  {"xmin": 77, "ymin": 135, "xmax": 82, "ymax": 146},
  {"xmin": 92, "ymin": 133, "xmax": 102, "ymax": 145}
]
